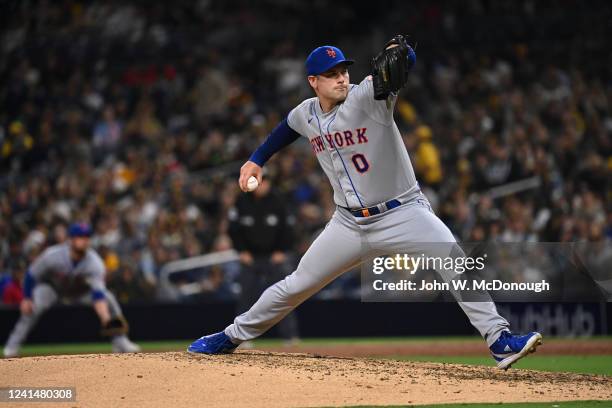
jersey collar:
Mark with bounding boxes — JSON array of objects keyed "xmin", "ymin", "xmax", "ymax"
[{"xmin": 314, "ymin": 98, "xmax": 340, "ymax": 118}]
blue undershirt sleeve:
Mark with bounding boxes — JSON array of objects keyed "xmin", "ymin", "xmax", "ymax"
[
  {"xmin": 249, "ymin": 118, "xmax": 300, "ymax": 166},
  {"xmin": 92, "ymin": 289, "xmax": 106, "ymax": 301},
  {"xmin": 407, "ymin": 46, "xmax": 416, "ymax": 69},
  {"xmin": 23, "ymin": 270, "xmax": 36, "ymax": 299}
]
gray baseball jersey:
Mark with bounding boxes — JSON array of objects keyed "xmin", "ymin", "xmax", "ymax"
[
  {"xmin": 288, "ymin": 76, "xmax": 419, "ymax": 209},
  {"xmin": 224, "ymin": 74, "xmax": 510, "ymax": 347},
  {"xmin": 29, "ymin": 243, "xmax": 106, "ymax": 297},
  {"xmin": 5, "ymin": 243, "xmax": 127, "ymax": 353}
]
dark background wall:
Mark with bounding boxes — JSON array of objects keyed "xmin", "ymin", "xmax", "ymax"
[{"xmin": 1, "ymin": 301, "xmax": 608, "ymax": 344}]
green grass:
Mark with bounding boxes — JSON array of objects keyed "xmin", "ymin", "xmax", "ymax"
[
  {"xmin": 17, "ymin": 335, "xmax": 612, "ymax": 354},
  {"xmin": 251, "ymin": 336, "xmax": 612, "ymax": 345},
  {"xmin": 389, "ymin": 355, "xmax": 612, "ymax": 376},
  {"xmin": 18, "ymin": 340, "xmax": 187, "ymax": 356},
  {"xmin": 345, "ymin": 402, "xmax": 611, "ymax": 408},
  {"xmin": 16, "ymin": 337, "xmax": 484, "ymax": 355},
  {"xmin": 256, "ymin": 336, "xmax": 489, "ymax": 346}
]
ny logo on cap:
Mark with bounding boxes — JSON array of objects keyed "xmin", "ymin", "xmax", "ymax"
[{"xmin": 326, "ymin": 48, "xmax": 336, "ymax": 58}]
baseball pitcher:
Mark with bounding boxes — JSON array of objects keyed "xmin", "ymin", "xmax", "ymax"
[{"xmin": 189, "ymin": 36, "xmax": 542, "ymax": 369}]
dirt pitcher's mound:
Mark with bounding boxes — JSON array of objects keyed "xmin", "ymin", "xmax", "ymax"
[{"xmin": 1, "ymin": 351, "xmax": 611, "ymax": 407}]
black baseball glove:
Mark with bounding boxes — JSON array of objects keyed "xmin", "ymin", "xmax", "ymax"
[
  {"xmin": 371, "ymin": 35, "xmax": 415, "ymax": 100},
  {"xmin": 100, "ymin": 316, "xmax": 129, "ymax": 337}
]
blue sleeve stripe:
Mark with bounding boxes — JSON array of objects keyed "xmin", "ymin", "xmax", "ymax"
[
  {"xmin": 23, "ymin": 270, "xmax": 35, "ymax": 299},
  {"xmin": 249, "ymin": 118, "xmax": 300, "ymax": 166},
  {"xmin": 92, "ymin": 290, "xmax": 106, "ymax": 301},
  {"xmin": 407, "ymin": 46, "xmax": 416, "ymax": 69}
]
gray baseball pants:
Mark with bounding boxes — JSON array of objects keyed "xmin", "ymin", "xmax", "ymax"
[
  {"xmin": 5, "ymin": 284, "xmax": 124, "ymax": 349},
  {"xmin": 225, "ymin": 195, "xmax": 509, "ymax": 346}
]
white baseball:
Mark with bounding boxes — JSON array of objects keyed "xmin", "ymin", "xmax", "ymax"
[{"xmin": 246, "ymin": 176, "xmax": 259, "ymax": 192}]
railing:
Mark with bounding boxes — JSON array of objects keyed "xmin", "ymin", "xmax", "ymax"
[
  {"xmin": 469, "ymin": 176, "xmax": 541, "ymax": 204},
  {"xmin": 158, "ymin": 249, "xmax": 239, "ymax": 300},
  {"xmin": 158, "ymin": 176, "xmax": 546, "ymax": 299}
]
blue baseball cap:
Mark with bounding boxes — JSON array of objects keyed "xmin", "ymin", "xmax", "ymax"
[
  {"xmin": 306, "ymin": 45, "xmax": 354, "ymax": 76},
  {"xmin": 68, "ymin": 222, "xmax": 93, "ymax": 238}
]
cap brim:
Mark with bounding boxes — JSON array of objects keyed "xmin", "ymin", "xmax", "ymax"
[
  {"xmin": 311, "ymin": 59, "xmax": 355, "ymax": 76},
  {"xmin": 328, "ymin": 59, "xmax": 354, "ymax": 69}
]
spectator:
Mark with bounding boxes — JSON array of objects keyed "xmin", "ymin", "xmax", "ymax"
[
  {"xmin": 0, "ymin": 1, "xmax": 609, "ymax": 302},
  {"xmin": 93, "ymin": 106, "xmax": 123, "ymax": 159},
  {"xmin": 108, "ymin": 262, "xmax": 153, "ymax": 304},
  {"xmin": 2, "ymin": 265, "xmax": 25, "ymax": 305},
  {"xmin": 413, "ymin": 125, "xmax": 442, "ymax": 187},
  {"xmin": 228, "ymin": 178, "xmax": 299, "ymax": 342}
]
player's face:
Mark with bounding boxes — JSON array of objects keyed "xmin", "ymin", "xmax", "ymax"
[
  {"xmin": 309, "ymin": 64, "xmax": 350, "ymax": 103},
  {"xmin": 70, "ymin": 236, "xmax": 90, "ymax": 256}
]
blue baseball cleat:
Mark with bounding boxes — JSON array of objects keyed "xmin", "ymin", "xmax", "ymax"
[
  {"xmin": 490, "ymin": 331, "xmax": 543, "ymax": 370},
  {"xmin": 188, "ymin": 331, "xmax": 238, "ymax": 354}
]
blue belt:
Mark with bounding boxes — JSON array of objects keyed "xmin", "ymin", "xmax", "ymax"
[{"xmin": 343, "ymin": 199, "xmax": 401, "ymax": 218}]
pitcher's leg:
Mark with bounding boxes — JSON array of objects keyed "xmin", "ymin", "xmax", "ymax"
[
  {"xmin": 225, "ymin": 213, "xmax": 363, "ymax": 342},
  {"xmin": 390, "ymin": 206, "xmax": 543, "ymax": 367},
  {"xmin": 456, "ymin": 301, "xmax": 509, "ymax": 345},
  {"xmin": 435, "ymin": 237, "xmax": 510, "ymax": 345},
  {"xmin": 4, "ymin": 284, "xmax": 58, "ymax": 354},
  {"xmin": 374, "ymin": 202, "xmax": 509, "ymax": 343},
  {"xmin": 267, "ymin": 260, "xmax": 300, "ymax": 341}
]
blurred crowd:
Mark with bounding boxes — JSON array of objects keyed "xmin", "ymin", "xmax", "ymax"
[{"xmin": 1, "ymin": 0, "xmax": 610, "ymax": 305}]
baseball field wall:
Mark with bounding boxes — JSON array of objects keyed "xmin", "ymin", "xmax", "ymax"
[{"xmin": 0, "ymin": 301, "xmax": 609, "ymax": 343}]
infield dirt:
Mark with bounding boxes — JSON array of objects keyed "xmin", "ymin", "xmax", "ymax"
[{"xmin": 1, "ymin": 350, "xmax": 611, "ymax": 407}]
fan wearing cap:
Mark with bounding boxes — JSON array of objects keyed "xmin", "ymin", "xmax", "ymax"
[{"xmin": 3, "ymin": 222, "xmax": 140, "ymax": 357}]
